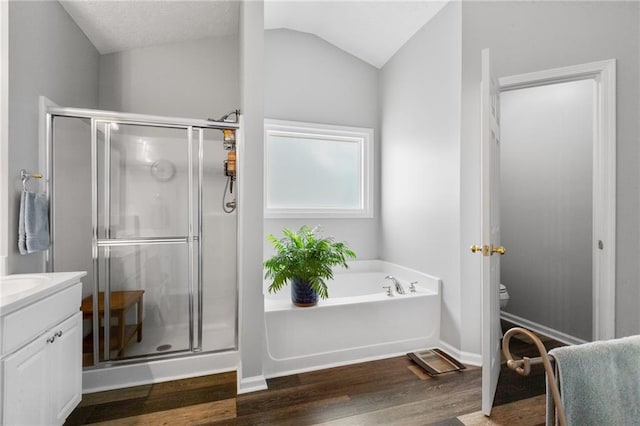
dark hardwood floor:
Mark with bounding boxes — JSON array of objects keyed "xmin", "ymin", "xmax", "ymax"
[
  {"xmin": 65, "ymin": 325, "xmax": 564, "ymax": 425},
  {"xmin": 66, "ymin": 357, "xmax": 481, "ymax": 426}
]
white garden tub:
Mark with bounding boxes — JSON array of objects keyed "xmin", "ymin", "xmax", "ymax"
[{"xmin": 263, "ymin": 260, "xmax": 441, "ymax": 377}]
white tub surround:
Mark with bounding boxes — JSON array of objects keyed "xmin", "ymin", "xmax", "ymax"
[{"xmin": 264, "ymin": 260, "xmax": 441, "ymax": 378}]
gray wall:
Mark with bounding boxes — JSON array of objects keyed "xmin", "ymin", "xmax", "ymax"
[
  {"xmin": 50, "ymin": 117, "xmax": 93, "ymax": 298},
  {"xmin": 460, "ymin": 1, "xmax": 640, "ymax": 355},
  {"xmin": 1, "ymin": 1, "xmax": 9, "ymax": 276},
  {"xmin": 263, "ymin": 29, "xmax": 379, "ymax": 261},
  {"xmin": 238, "ymin": 0, "xmax": 266, "ymax": 392},
  {"xmin": 379, "ymin": 2, "xmax": 462, "ymax": 350},
  {"xmin": 99, "ymin": 35, "xmax": 239, "ymax": 120},
  {"xmin": 500, "ymin": 80, "xmax": 593, "ymax": 341},
  {"xmin": 8, "ymin": 0, "xmax": 99, "ymax": 274}
]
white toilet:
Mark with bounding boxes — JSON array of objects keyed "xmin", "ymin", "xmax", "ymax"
[{"xmin": 499, "ymin": 284, "xmax": 510, "ymax": 309}]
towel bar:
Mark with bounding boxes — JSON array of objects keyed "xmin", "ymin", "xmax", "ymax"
[
  {"xmin": 502, "ymin": 327, "xmax": 566, "ymax": 426},
  {"xmin": 20, "ymin": 169, "xmax": 43, "ymax": 192}
]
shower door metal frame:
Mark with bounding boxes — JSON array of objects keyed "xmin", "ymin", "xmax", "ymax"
[{"xmin": 44, "ymin": 106, "xmax": 239, "ymax": 367}]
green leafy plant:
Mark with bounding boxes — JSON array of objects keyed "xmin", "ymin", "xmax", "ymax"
[{"xmin": 264, "ymin": 225, "xmax": 356, "ymax": 299}]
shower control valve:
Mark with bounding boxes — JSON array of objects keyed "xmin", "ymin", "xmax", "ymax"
[
  {"xmin": 409, "ymin": 282, "xmax": 418, "ymax": 292},
  {"xmin": 383, "ymin": 285, "xmax": 393, "ymax": 296}
]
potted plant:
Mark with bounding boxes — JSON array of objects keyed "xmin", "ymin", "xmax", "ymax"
[{"xmin": 264, "ymin": 225, "xmax": 356, "ymax": 307}]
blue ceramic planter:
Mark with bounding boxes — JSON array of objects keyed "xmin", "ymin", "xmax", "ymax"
[{"xmin": 291, "ymin": 278, "xmax": 319, "ymax": 307}]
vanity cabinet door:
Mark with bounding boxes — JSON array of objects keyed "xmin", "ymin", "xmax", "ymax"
[
  {"xmin": 2, "ymin": 312, "xmax": 82, "ymax": 426},
  {"xmin": 2, "ymin": 332, "xmax": 49, "ymax": 426},
  {"xmin": 50, "ymin": 312, "xmax": 82, "ymax": 424}
]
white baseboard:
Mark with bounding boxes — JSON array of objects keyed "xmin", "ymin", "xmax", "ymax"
[
  {"xmin": 438, "ymin": 340, "xmax": 481, "ymax": 366},
  {"xmin": 501, "ymin": 311, "xmax": 587, "ymax": 346},
  {"xmin": 237, "ymin": 375, "xmax": 267, "ymax": 394}
]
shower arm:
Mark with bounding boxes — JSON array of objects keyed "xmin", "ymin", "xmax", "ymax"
[{"xmin": 208, "ymin": 109, "xmax": 240, "ymax": 123}]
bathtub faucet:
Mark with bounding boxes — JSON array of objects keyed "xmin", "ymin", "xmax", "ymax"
[{"xmin": 385, "ymin": 275, "xmax": 405, "ymax": 295}]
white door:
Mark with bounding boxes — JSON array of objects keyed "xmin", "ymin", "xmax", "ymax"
[{"xmin": 479, "ymin": 48, "xmax": 504, "ymax": 416}]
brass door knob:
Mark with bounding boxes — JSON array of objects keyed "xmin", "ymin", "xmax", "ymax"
[
  {"xmin": 492, "ymin": 245, "xmax": 506, "ymax": 255},
  {"xmin": 471, "ymin": 245, "xmax": 489, "ymax": 256}
]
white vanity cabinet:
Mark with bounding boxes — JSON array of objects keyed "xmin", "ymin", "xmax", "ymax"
[{"xmin": 0, "ymin": 272, "xmax": 85, "ymax": 426}]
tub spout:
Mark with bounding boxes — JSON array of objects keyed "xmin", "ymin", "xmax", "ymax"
[{"xmin": 385, "ymin": 275, "xmax": 405, "ymax": 295}]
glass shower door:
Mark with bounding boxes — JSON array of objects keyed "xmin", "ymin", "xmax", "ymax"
[{"xmin": 93, "ymin": 122, "xmax": 197, "ymax": 362}]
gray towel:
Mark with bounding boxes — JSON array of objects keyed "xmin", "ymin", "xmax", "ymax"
[
  {"xmin": 549, "ymin": 335, "xmax": 640, "ymax": 425},
  {"xmin": 18, "ymin": 191, "xmax": 27, "ymax": 254},
  {"xmin": 18, "ymin": 191, "xmax": 50, "ymax": 254}
]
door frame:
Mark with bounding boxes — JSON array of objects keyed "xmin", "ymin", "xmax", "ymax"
[{"xmin": 498, "ymin": 59, "xmax": 616, "ymax": 341}]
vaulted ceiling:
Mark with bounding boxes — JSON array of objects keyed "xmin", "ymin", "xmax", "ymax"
[
  {"xmin": 264, "ymin": 1, "xmax": 447, "ymax": 68},
  {"xmin": 60, "ymin": 0, "xmax": 447, "ymax": 68}
]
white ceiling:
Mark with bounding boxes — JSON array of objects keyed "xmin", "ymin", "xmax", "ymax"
[
  {"xmin": 59, "ymin": 0, "xmax": 240, "ymax": 55},
  {"xmin": 60, "ymin": 0, "xmax": 447, "ymax": 68},
  {"xmin": 264, "ymin": 1, "xmax": 448, "ymax": 68}
]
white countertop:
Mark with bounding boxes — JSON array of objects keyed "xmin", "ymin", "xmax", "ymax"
[{"xmin": 0, "ymin": 272, "xmax": 87, "ymax": 316}]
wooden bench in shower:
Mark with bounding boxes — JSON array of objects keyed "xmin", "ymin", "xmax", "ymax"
[{"xmin": 81, "ymin": 290, "xmax": 144, "ymax": 362}]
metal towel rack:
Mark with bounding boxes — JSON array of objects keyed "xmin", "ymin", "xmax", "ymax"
[
  {"xmin": 502, "ymin": 327, "xmax": 566, "ymax": 426},
  {"xmin": 20, "ymin": 169, "xmax": 43, "ymax": 192}
]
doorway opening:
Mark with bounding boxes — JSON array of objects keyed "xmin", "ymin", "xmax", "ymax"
[
  {"xmin": 480, "ymin": 53, "xmax": 616, "ymax": 416},
  {"xmin": 498, "ymin": 60, "xmax": 616, "ymax": 344}
]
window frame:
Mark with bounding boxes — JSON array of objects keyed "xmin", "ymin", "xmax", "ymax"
[{"xmin": 264, "ymin": 119, "xmax": 374, "ymax": 219}]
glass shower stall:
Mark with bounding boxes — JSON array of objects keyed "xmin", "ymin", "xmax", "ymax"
[{"xmin": 44, "ymin": 106, "xmax": 238, "ymax": 368}]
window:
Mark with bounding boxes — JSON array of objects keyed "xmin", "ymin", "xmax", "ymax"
[{"xmin": 264, "ymin": 119, "xmax": 373, "ymax": 218}]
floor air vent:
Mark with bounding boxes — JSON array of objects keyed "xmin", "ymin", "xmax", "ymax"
[{"xmin": 407, "ymin": 349, "xmax": 466, "ymax": 376}]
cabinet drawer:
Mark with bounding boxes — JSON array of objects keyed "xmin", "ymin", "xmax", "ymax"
[{"xmin": 2, "ymin": 283, "xmax": 81, "ymax": 356}]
